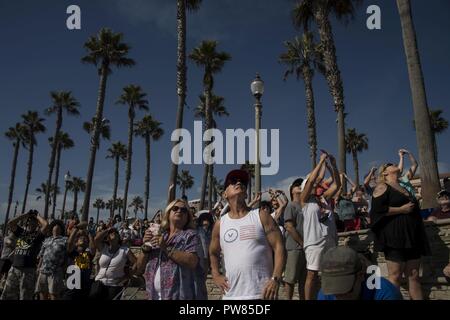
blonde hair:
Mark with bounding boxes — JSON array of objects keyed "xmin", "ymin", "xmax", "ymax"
[{"xmin": 161, "ymin": 199, "xmax": 195, "ymax": 232}]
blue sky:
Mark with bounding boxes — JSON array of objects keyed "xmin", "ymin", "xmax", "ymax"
[{"xmin": 1, "ymin": 0, "xmax": 449, "ymax": 221}]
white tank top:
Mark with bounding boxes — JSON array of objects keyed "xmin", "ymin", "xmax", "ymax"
[
  {"xmin": 95, "ymin": 246, "xmax": 129, "ymax": 286},
  {"xmin": 220, "ymin": 208, "xmax": 273, "ymax": 300}
]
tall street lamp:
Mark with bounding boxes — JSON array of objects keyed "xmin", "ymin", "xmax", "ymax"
[
  {"xmin": 62, "ymin": 171, "xmax": 72, "ymax": 220},
  {"xmin": 251, "ymin": 73, "xmax": 264, "ymax": 197}
]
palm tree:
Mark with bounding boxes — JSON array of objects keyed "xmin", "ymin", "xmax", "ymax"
[
  {"xmin": 21, "ymin": 111, "xmax": 46, "ymax": 213},
  {"xmin": 413, "ymin": 109, "xmax": 448, "ymax": 162},
  {"xmin": 134, "ymin": 115, "xmax": 164, "ymax": 219},
  {"xmin": 93, "ymin": 198, "xmax": 106, "ymax": 225},
  {"xmin": 69, "ymin": 177, "xmax": 86, "ymax": 214},
  {"xmin": 116, "ymin": 85, "xmax": 149, "ymax": 220},
  {"xmin": 293, "ymin": 0, "xmax": 362, "ymax": 186},
  {"xmin": 106, "ymin": 142, "xmax": 127, "ymax": 217},
  {"xmin": 177, "ymin": 170, "xmax": 194, "ymax": 198},
  {"xmin": 106, "ymin": 199, "xmax": 115, "ymax": 218},
  {"xmin": 345, "ymin": 128, "xmax": 368, "ymax": 187},
  {"xmin": 168, "ymin": 0, "xmax": 203, "ymax": 203},
  {"xmin": 83, "ymin": 117, "xmax": 111, "ymax": 148},
  {"xmin": 116, "ymin": 197, "xmax": 124, "ymax": 218},
  {"xmin": 129, "ymin": 196, "xmax": 144, "ymax": 219},
  {"xmin": 397, "ymin": 0, "xmax": 441, "ymax": 208},
  {"xmin": 3, "ymin": 123, "xmax": 26, "ymax": 234},
  {"xmin": 240, "ymin": 161, "xmax": 255, "ymax": 200},
  {"xmin": 80, "ymin": 28, "xmax": 135, "ymax": 222},
  {"xmin": 195, "ymin": 93, "xmax": 229, "ymax": 209},
  {"xmin": 189, "ymin": 40, "xmax": 231, "ymax": 210},
  {"xmin": 280, "ymin": 32, "xmax": 325, "ymax": 168},
  {"xmin": 211, "ymin": 175, "xmax": 224, "ymax": 203},
  {"xmin": 43, "ymin": 91, "xmax": 80, "ymax": 219},
  {"xmin": 50, "ymin": 131, "xmax": 74, "ymax": 219},
  {"xmin": 35, "ymin": 182, "xmax": 60, "ymax": 205}
]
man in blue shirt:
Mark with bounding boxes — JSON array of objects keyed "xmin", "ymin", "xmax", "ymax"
[{"xmin": 318, "ymin": 246, "xmax": 403, "ymax": 300}]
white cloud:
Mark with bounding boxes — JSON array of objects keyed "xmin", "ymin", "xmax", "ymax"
[{"xmin": 262, "ymin": 175, "xmax": 300, "ymax": 201}]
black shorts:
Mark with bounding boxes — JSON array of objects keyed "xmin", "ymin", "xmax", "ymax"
[{"xmin": 384, "ymin": 247, "xmax": 421, "ymax": 263}]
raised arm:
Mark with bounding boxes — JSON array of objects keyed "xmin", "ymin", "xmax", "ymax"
[
  {"xmin": 6, "ymin": 213, "xmax": 30, "ymax": 233},
  {"xmin": 248, "ymin": 192, "xmax": 262, "ymax": 209},
  {"xmin": 300, "ymin": 153, "xmax": 328, "ymax": 205},
  {"xmin": 364, "ymin": 167, "xmax": 377, "ymax": 188},
  {"xmin": 398, "ymin": 149, "xmax": 405, "ymax": 175},
  {"xmin": 406, "ymin": 150, "xmax": 418, "ymax": 179},
  {"xmin": 344, "ymin": 173, "xmax": 357, "ymax": 194},
  {"xmin": 67, "ymin": 227, "xmax": 78, "ymax": 253},
  {"xmin": 323, "ymin": 156, "xmax": 341, "ymax": 201},
  {"xmin": 273, "ymin": 193, "xmax": 288, "ymax": 222},
  {"xmin": 94, "ymin": 228, "xmax": 110, "ymax": 251}
]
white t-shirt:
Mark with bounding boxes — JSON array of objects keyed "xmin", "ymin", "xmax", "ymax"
[
  {"xmin": 95, "ymin": 246, "xmax": 129, "ymax": 286},
  {"xmin": 302, "ymin": 197, "xmax": 337, "ymax": 249}
]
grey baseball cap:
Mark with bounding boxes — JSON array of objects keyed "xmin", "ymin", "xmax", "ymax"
[{"xmin": 320, "ymin": 246, "xmax": 363, "ymax": 295}]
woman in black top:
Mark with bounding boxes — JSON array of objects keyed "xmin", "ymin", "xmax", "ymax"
[{"xmin": 370, "ymin": 164, "xmax": 431, "ymax": 300}]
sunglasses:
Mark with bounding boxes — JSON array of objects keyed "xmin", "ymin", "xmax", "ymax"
[
  {"xmin": 172, "ymin": 205, "xmax": 188, "ymax": 214},
  {"xmin": 227, "ymin": 177, "xmax": 246, "ymax": 186}
]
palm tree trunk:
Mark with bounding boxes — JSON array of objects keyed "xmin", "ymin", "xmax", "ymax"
[
  {"xmin": 314, "ymin": 8, "xmax": 347, "ymax": 186},
  {"xmin": 302, "ymin": 65, "xmax": 318, "ymax": 169},
  {"xmin": 352, "ymin": 152, "xmax": 360, "ymax": 187},
  {"xmin": 21, "ymin": 135, "xmax": 34, "ymax": 214},
  {"xmin": 397, "ymin": 0, "xmax": 440, "ymax": 208},
  {"xmin": 144, "ymin": 134, "xmax": 151, "ymax": 220},
  {"xmin": 123, "ymin": 108, "xmax": 134, "ymax": 220},
  {"xmin": 199, "ymin": 102, "xmax": 210, "ymax": 210},
  {"xmin": 208, "ymin": 164, "xmax": 214, "ymax": 211},
  {"xmin": 168, "ymin": 0, "xmax": 188, "ymax": 204},
  {"xmin": 44, "ymin": 108, "xmax": 62, "ymax": 219},
  {"xmin": 73, "ymin": 190, "xmax": 78, "ymax": 214},
  {"xmin": 51, "ymin": 144, "xmax": 62, "ymax": 219},
  {"xmin": 112, "ymin": 156, "xmax": 119, "ymax": 218},
  {"xmin": 3, "ymin": 140, "xmax": 20, "ymax": 235},
  {"xmin": 81, "ymin": 64, "xmax": 108, "ymax": 222},
  {"xmin": 432, "ymin": 133, "xmax": 438, "ymax": 164},
  {"xmin": 96, "ymin": 208, "xmax": 100, "ymax": 225}
]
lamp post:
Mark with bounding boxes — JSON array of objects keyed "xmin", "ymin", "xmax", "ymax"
[
  {"xmin": 61, "ymin": 171, "xmax": 72, "ymax": 221},
  {"xmin": 251, "ymin": 73, "xmax": 264, "ymax": 197}
]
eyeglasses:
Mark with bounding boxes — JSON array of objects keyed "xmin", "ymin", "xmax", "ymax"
[{"xmin": 172, "ymin": 205, "xmax": 188, "ymax": 214}]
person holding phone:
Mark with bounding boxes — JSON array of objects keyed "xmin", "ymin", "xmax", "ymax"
[
  {"xmin": 1, "ymin": 210, "xmax": 48, "ymax": 300},
  {"xmin": 370, "ymin": 163, "xmax": 431, "ymax": 300},
  {"xmin": 135, "ymin": 199, "xmax": 207, "ymax": 300},
  {"xmin": 300, "ymin": 152, "xmax": 341, "ymax": 300}
]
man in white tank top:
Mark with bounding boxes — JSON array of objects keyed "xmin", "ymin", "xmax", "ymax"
[{"xmin": 209, "ymin": 170, "xmax": 285, "ymax": 300}]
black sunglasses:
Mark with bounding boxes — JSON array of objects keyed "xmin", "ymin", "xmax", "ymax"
[
  {"xmin": 172, "ymin": 205, "xmax": 188, "ymax": 214},
  {"xmin": 228, "ymin": 177, "xmax": 246, "ymax": 186}
]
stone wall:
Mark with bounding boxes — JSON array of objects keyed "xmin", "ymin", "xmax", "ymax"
[{"xmin": 206, "ymin": 219, "xmax": 450, "ymax": 300}]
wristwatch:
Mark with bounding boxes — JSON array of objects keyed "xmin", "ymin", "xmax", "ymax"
[{"xmin": 271, "ymin": 276, "xmax": 281, "ymax": 284}]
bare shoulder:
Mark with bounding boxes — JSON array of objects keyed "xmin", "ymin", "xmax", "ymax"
[{"xmin": 373, "ymin": 183, "xmax": 388, "ymax": 198}]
